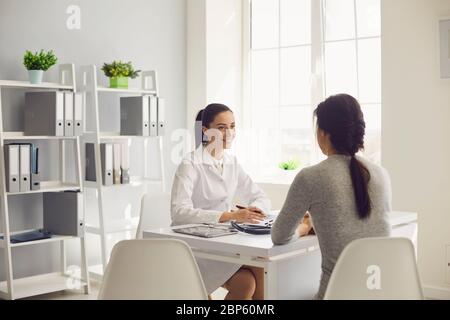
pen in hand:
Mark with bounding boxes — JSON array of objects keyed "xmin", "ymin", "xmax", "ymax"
[{"xmin": 236, "ymin": 205, "xmax": 267, "ymax": 216}]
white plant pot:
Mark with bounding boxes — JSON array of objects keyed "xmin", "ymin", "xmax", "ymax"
[
  {"xmin": 279, "ymin": 169, "xmax": 300, "ymax": 184},
  {"xmin": 28, "ymin": 70, "xmax": 44, "ymax": 84}
]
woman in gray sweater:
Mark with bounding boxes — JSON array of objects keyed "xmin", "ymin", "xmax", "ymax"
[{"xmin": 271, "ymin": 94, "xmax": 391, "ymax": 299}]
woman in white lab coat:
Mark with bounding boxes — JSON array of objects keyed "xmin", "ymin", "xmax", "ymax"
[{"xmin": 171, "ymin": 103, "xmax": 271, "ymax": 300}]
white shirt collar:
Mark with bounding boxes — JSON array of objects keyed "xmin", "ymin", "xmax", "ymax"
[{"xmin": 194, "ymin": 145, "xmax": 232, "ymax": 166}]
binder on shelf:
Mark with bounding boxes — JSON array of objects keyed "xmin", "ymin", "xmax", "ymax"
[
  {"xmin": 113, "ymin": 143, "xmax": 121, "ymax": 185},
  {"xmin": 121, "ymin": 143, "xmax": 130, "ymax": 184},
  {"xmin": 157, "ymin": 97, "xmax": 165, "ymax": 136},
  {"xmin": 74, "ymin": 92, "xmax": 84, "ymax": 136},
  {"xmin": 85, "ymin": 143, "xmax": 96, "ymax": 182},
  {"xmin": 19, "ymin": 144, "xmax": 31, "ymax": 192},
  {"xmin": 64, "ymin": 92, "xmax": 74, "ymax": 136},
  {"xmin": 120, "ymin": 96, "xmax": 150, "ymax": 136},
  {"xmin": 149, "ymin": 96, "xmax": 158, "ymax": 136},
  {"xmin": 31, "ymin": 144, "xmax": 41, "ymax": 190},
  {"xmin": 43, "ymin": 192, "xmax": 84, "ymax": 237},
  {"xmin": 102, "ymin": 143, "xmax": 113, "ymax": 186},
  {"xmin": 24, "ymin": 91, "xmax": 64, "ymax": 136},
  {"xmin": 85, "ymin": 143, "xmax": 113, "ymax": 186},
  {"xmin": 4, "ymin": 144, "xmax": 20, "ymax": 193}
]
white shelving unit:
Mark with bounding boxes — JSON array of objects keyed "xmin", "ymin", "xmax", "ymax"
[
  {"xmin": 0, "ymin": 64, "xmax": 90, "ymax": 300},
  {"xmin": 79, "ymin": 65, "xmax": 165, "ymax": 280}
]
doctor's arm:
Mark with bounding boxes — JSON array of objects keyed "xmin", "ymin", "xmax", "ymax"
[
  {"xmin": 171, "ymin": 161, "xmax": 224, "ymax": 225},
  {"xmin": 236, "ymin": 163, "xmax": 272, "ymax": 215},
  {"xmin": 271, "ymin": 171, "xmax": 312, "ymax": 245}
]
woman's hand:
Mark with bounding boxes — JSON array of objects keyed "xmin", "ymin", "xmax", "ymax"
[
  {"xmin": 219, "ymin": 209, "xmax": 266, "ymax": 223},
  {"xmin": 233, "ymin": 208, "xmax": 266, "ymax": 223},
  {"xmin": 247, "ymin": 206, "xmax": 263, "ymax": 214},
  {"xmin": 297, "ymin": 213, "xmax": 313, "ymax": 237}
]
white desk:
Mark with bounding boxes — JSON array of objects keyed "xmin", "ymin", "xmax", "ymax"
[{"xmin": 143, "ymin": 211, "xmax": 418, "ymax": 300}]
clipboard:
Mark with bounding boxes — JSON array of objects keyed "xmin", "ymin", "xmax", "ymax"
[{"xmin": 173, "ymin": 225, "xmax": 238, "ymax": 238}]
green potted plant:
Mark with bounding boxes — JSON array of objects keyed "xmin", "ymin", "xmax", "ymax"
[
  {"xmin": 23, "ymin": 50, "xmax": 58, "ymax": 84},
  {"xmin": 278, "ymin": 158, "xmax": 300, "ymax": 171},
  {"xmin": 278, "ymin": 158, "xmax": 301, "ymax": 182},
  {"xmin": 101, "ymin": 61, "xmax": 141, "ymax": 89}
]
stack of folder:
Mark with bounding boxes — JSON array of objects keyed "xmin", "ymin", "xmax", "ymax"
[
  {"xmin": 24, "ymin": 91, "xmax": 84, "ymax": 137},
  {"xmin": 85, "ymin": 143, "xmax": 130, "ymax": 186},
  {"xmin": 120, "ymin": 95, "xmax": 165, "ymax": 136},
  {"xmin": 4, "ymin": 143, "xmax": 40, "ymax": 192}
]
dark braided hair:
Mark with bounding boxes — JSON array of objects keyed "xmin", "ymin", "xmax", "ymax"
[{"xmin": 314, "ymin": 94, "xmax": 371, "ymax": 219}]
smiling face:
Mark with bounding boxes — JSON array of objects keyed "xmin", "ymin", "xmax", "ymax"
[{"xmin": 203, "ymin": 111, "xmax": 236, "ymax": 149}]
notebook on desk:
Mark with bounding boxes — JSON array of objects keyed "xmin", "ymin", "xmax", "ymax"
[{"xmin": 173, "ymin": 225, "xmax": 238, "ymax": 238}]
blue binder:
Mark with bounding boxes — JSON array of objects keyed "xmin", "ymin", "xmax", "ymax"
[{"xmin": 0, "ymin": 230, "xmax": 52, "ymax": 243}]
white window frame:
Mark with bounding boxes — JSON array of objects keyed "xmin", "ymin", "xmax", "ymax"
[{"xmin": 242, "ymin": 0, "xmax": 381, "ymax": 183}]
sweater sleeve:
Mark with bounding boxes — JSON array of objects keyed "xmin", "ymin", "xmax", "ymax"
[
  {"xmin": 271, "ymin": 169, "xmax": 311, "ymax": 245},
  {"xmin": 235, "ymin": 162, "xmax": 271, "ymax": 214}
]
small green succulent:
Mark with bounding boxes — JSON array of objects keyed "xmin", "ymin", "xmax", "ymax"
[
  {"xmin": 101, "ymin": 61, "xmax": 141, "ymax": 79},
  {"xmin": 23, "ymin": 50, "xmax": 58, "ymax": 71},
  {"xmin": 278, "ymin": 158, "xmax": 300, "ymax": 170}
]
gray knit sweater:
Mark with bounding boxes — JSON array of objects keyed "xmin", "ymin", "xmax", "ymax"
[{"xmin": 271, "ymin": 154, "xmax": 392, "ymax": 299}]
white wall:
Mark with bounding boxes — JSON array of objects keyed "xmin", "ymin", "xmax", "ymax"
[
  {"xmin": 187, "ymin": 0, "xmax": 242, "ymax": 137},
  {"xmin": 382, "ymin": 0, "xmax": 450, "ymax": 298},
  {"xmin": 187, "ymin": 0, "xmax": 207, "ymax": 134},
  {"xmin": 206, "ymin": 0, "xmax": 243, "ymax": 122}
]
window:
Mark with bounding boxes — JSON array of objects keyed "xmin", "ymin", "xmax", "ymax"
[{"xmin": 243, "ymin": 0, "xmax": 381, "ymax": 181}]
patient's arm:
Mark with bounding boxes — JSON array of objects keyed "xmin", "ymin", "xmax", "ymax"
[{"xmin": 271, "ymin": 172, "xmax": 311, "ymax": 245}]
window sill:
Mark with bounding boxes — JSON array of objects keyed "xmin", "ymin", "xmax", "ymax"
[{"xmin": 251, "ymin": 169, "xmax": 300, "ymax": 186}]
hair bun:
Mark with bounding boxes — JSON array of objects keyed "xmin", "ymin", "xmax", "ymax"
[{"xmin": 195, "ymin": 109, "xmax": 204, "ymax": 122}]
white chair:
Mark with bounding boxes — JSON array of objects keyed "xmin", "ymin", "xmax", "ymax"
[
  {"xmin": 136, "ymin": 193, "xmax": 172, "ymax": 239},
  {"xmin": 324, "ymin": 237, "xmax": 424, "ymax": 300},
  {"xmin": 98, "ymin": 239, "xmax": 208, "ymax": 300}
]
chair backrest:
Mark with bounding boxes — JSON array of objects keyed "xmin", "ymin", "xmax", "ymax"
[
  {"xmin": 324, "ymin": 237, "xmax": 424, "ymax": 300},
  {"xmin": 98, "ymin": 239, "xmax": 208, "ymax": 300},
  {"xmin": 136, "ymin": 193, "xmax": 171, "ymax": 239}
]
